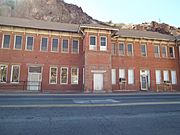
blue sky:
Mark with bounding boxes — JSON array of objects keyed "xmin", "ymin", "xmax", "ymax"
[{"xmin": 64, "ymin": 0, "xmax": 180, "ymax": 27}]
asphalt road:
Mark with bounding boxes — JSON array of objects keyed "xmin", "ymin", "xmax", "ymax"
[{"xmin": 0, "ymin": 93, "xmax": 180, "ymax": 135}]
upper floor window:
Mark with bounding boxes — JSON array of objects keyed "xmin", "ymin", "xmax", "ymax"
[
  {"xmin": 2, "ymin": 34, "xmax": 10, "ymax": 48},
  {"xmin": 111, "ymin": 44, "xmax": 116, "ymax": 55},
  {"xmin": 51, "ymin": 38, "xmax": 59, "ymax": 52},
  {"xmin": 72, "ymin": 39, "xmax": 79, "ymax": 54},
  {"xmin": 154, "ymin": 45, "xmax": 160, "ymax": 57},
  {"xmin": 169, "ymin": 46, "xmax": 175, "ymax": 58},
  {"xmin": 62, "ymin": 39, "xmax": 69, "ymax": 53},
  {"xmin": 0, "ymin": 65, "xmax": 7, "ymax": 83},
  {"xmin": 141, "ymin": 44, "xmax": 147, "ymax": 56},
  {"xmin": 127, "ymin": 43, "xmax": 133, "ymax": 56},
  {"xmin": 26, "ymin": 36, "xmax": 34, "ymax": 51},
  {"xmin": 162, "ymin": 46, "xmax": 167, "ymax": 58},
  {"xmin": 119, "ymin": 43, "xmax": 125, "ymax": 56},
  {"xmin": 14, "ymin": 35, "xmax": 22, "ymax": 49},
  {"xmin": 89, "ymin": 35, "xmax": 97, "ymax": 50},
  {"xmin": 41, "ymin": 37, "xmax": 48, "ymax": 51},
  {"xmin": 11, "ymin": 65, "xmax": 20, "ymax": 83},
  {"xmin": 100, "ymin": 36, "xmax": 107, "ymax": 51}
]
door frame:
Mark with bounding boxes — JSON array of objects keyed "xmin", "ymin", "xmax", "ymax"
[
  {"xmin": 93, "ymin": 73, "xmax": 103, "ymax": 91},
  {"xmin": 140, "ymin": 69, "xmax": 150, "ymax": 91}
]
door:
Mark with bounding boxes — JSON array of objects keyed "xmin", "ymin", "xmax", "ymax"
[
  {"xmin": 141, "ymin": 75, "xmax": 148, "ymax": 90},
  {"xmin": 28, "ymin": 73, "xmax": 41, "ymax": 91},
  {"xmin": 93, "ymin": 73, "xmax": 103, "ymax": 91}
]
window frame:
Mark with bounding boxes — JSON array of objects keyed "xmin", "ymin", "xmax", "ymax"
[
  {"xmin": 14, "ymin": 35, "xmax": 23, "ymax": 50},
  {"xmin": 49, "ymin": 66, "xmax": 58, "ymax": 84},
  {"xmin": 111, "ymin": 43, "xmax": 116, "ymax": 55},
  {"xmin": 119, "ymin": 42, "xmax": 125, "ymax": 56},
  {"xmin": 163, "ymin": 70, "xmax": 169, "ymax": 81},
  {"xmin": 119, "ymin": 69, "xmax": 125, "ymax": 79},
  {"xmin": 111, "ymin": 69, "xmax": 116, "ymax": 85},
  {"xmin": 89, "ymin": 35, "xmax": 97, "ymax": 50},
  {"xmin": 154, "ymin": 45, "xmax": 160, "ymax": 58},
  {"xmin": 60, "ymin": 67, "xmax": 68, "ymax": 84},
  {"xmin": 2, "ymin": 34, "xmax": 11, "ymax": 49},
  {"xmin": 71, "ymin": 67, "xmax": 79, "ymax": 85},
  {"xmin": 162, "ymin": 45, "xmax": 168, "ymax": 58},
  {"xmin": 71, "ymin": 39, "xmax": 79, "ymax": 54},
  {"xmin": 171, "ymin": 70, "xmax": 177, "ymax": 85},
  {"xmin": 127, "ymin": 43, "xmax": 133, "ymax": 56},
  {"xmin": 25, "ymin": 35, "xmax": 34, "ymax": 51},
  {"xmin": 10, "ymin": 65, "xmax": 20, "ymax": 83},
  {"xmin": 100, "ymin": 36, "xmax": 107, "ymax": 51},
  {"xmin": 51, "ymin": 38, "xmax": 59, "ymax": 52},
  {"xmin": 141, "ymin": 44, "xmax": 147, "ymax": 57},
  {"xmin": 0, "ymin": 64, "xmax": 8, "ymax": 83},
  {"xmin": 40, "ymin": 37, "xmax": 48, "ymax": 52},
  {"xmin": 169, "ymin": 46, "xmax": 175, "ymax": 58},
  {"xmin": 61, "ymin": 39, "xmax": 69, "ymax": 53},
  {"xmin": 128, "ymin": 69, "xmax": 134, "ymax": 84},
  {"xmin": 155, "ymin": 70, "xmax": 161, "ymax": 84}
]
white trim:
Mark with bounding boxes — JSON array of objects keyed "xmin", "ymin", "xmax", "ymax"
[
  {"xmin": 71, "ymin": 39, "xmax": 79, "ymax": 54},
  {"xmin": 127, "ymin": 43, "xmax": 134, "ymax": 56},
  {"xmin": 2, "ymin": 34, "xmax": 10, "ymax": 49},
  {"xmin": 51, "ymin": 37, "xmax": 59, "ymax": 52},
  {"xmin": 141, "ymin": 44, "xmax": 147, "ymax": 57},
  {"xmin": 25, "ymin": 35, "xmax": 34, "ymax": 51},
  {"xmin": 40, "ymin": 37, "xmax": 48, "ymax": 52},
  {"xmin": 91, "ymin": 70, "xmax": 106, "ymax": 73},
  {"xmin": 10, "ymin": 65, "xmax": 20, "ymax": 83},
  {"xmin": 155, "ymin": 70, "xmax": 161, "ymax": 84},
  {"xmin": 0, "ymin": 64, "xmax": 8, "ymax": 83},
  {"xmin": 119, "ymin": 42, "xmax": 125, "ymax": 56},
  {"xmin": 111, "ymin": 69, "xmax": 116, "ymax": 85},
  {"xmin": 119, "ymin": 69, "xmax": 125, "ymax": 79},
  {"xmin": 61, "ymin": 39, "xmax": 69, "ymax": 53},
  {"xmin": 128, "ymin": 69, "xmax": 134, "ymax": 84},
  {"xmin": 71, "ymin": 67, "xmax": 79, "ymax": 84},
  {"xmin": 154, "ymin": 45, "xmax": 160, "ymax": 57},
  {"xmin": 49, "ymin": 66, "xmax": 58, "ymax": 84},
  {"xmin": 60, "ymin": 67, "xmax": 68, "ymax": 84},
  {"xmin": 162, "ymin": 45, "xmax": 168, "ymax": 58},
  {"xmin": 89, "ymin": 35, "xmax": 97, "ymax": 50},
  {"xmin": 163, "ymin": 70, "xmax": 169, "ymax": 81},
  {"xmin": 100, "ymin": 36, "xmax": 107, "ymax": 51},
  {"xmin": 14, "ymin": 35, "xmax": 22, "ymax": 50},
  {"xmin": 171, "ymin": 70, "xmax": 177, "ymax": 84}
]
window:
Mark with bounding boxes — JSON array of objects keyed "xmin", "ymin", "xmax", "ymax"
[
  {"xmin": 128, "ymin": 69, "xmax": 134, "ymax": 84},
  {"xmin": 26, "ymin": 36, "xmax": 34, "ymax": 51},
  {"xmin": 83, "ymin": 68, "xmax": 84, "ymax": 84},
  {"xmin": 163, "ymin": 70, "xmax": 169, "ymax": 81},
  {"xmin": 155, "ymin": 70, "xmax": 161, "ymax": 84},
  {"xmin": 111, "ymin": 44, "xmax": 116, "ymax": 55},
  {"xmin": 14, "ymin": 35, "xmax": 22, "ymax": 49},
  {"xmin": 72, "ymin": 40, "xmax": 79, "ymax": 53},
  {"xmin": 11, "ymin": 65, "xmax": 20, "ymax": 83},
  {"xmin": 171, "ymin": 70, "xmax": 177, "ymax": 84},
  {"xmin": 119, "ymin": 69, "xmax": 125, "ymax": 79},
  {"xmin": 49, "ymin": 67, "xmax": 58, "ymax": 84},
  {"xmin": 100, "ymin": 36, "xmax": 107, "ymax": 51},
  {"xmin": 169, "ymin": 46, "xmax": 175, "ymax": 58},
  {"xmin": 179, "ymin": 46, "xmax": 180, "ymax": 58},
  {"xmin": 89, "ymin": 36, "xmax": 97, "ymax": 50},
  {"xmin": 154, "ymin": 45, "xmax": 160, "ymax": 57},
  {"xmin": 41, "ymin": 37, "xmax": 48, "ymax": 51},
  {"xmin": 162, "ymin": 46, "xmax": 167, "ymax": 58},
  {"xmin": 62, "ymin": 39, "xmax": 69, "ymax": 53},
  {"xmin": 119, "ymin": 43, "xmax": 125, "ymax": 55},
  {"xmin": 127, "ymin": 43, "xmax": 133, "ymax": 56},
  {"xmin": 71, "ymin": 68, "xmax": 79, "ymax": 84},
  {"xmin": 0, "ymin": 65, "xmax": 7, "ymax": 83},
  {"xmin": 111, "ymin": 69, "xmax": 116, "ymax": 84},
  {"xmin": 141, "ymin": 44, "xmax": 147, "ymax": 56},
  {"xmin": 60, "ymin": 67, "xmax": 68, "ymax": 84},
  {"xmin": 51, "ymin": 38, "xmax": 59, "ymax": 52},
  {"xmin": 2, "ymin": 34, "xmax": 10, "ymax": 48}
]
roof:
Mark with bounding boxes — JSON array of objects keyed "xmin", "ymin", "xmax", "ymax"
[
  {"xmin": 176, "ymin": 35, "xmax": 180, "ymax": 41},
  {"xmin": 0, "ymin": 16, "xmax": 79, "ymax": 33},
  {"xmin": 116, "ymin": 29, "xmax": 175, "ymax": 41}
]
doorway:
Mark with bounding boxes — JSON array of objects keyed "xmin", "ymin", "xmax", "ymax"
[
  {"xmin": 93, "ymin": 73, "xmax": 103, "ymax": 91},
  {"xmin": 140, "ymin": 70, "xmax": 150, "ymax": 91}
]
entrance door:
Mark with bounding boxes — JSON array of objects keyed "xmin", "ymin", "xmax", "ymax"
[
  {"xmin": 141, "ymin": 75, "xmax": 148, "ymax": 90},
  {"xmin": 27, "ymin": 66, "xmax": 42, "ymax": 91},
  {"xmin": 93, "ymin": 73, "xmax": 103, "ymax": 91}
]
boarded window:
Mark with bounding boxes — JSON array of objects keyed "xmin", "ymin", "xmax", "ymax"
[
  {"xmin": 0, "ymin": 65, "xmax": 7, "ymax": 83},
  {"xmin": 128, "ymin": 69, "xmax": 134, "ymax": 84},
  {"xmin": 155, "ymin": 70, "xmax": 161, "ymax": 84},
  {"xmin": 61, "ymin": 67, "xmax": 68, "ymax": 84},
  {"xmin": 111, "ymin": 69, "xmax": 116, "ymax": 84},
  {"xmin": 11, "ymin": 65, "xmax": 20, "ymax": 83},
  {"xmin": 71, "ymin": 68, "xmax": 79, "ymax": 84},
  {"xmin": 49, "ymin": 67, "xmax": 58, "ymax": 84}
]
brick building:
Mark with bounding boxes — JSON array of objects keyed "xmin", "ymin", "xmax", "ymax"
[{"xmin": 0, "ymin": 16, "xmax": 179, "ymax": 93}]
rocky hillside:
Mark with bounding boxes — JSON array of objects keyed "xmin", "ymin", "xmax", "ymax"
[{"xmin": 0, "ymin": 0, "xmax": 99, "ymax": 24}]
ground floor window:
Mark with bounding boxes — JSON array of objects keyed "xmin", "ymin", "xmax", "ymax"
[
  {"xmin": 49, "ymin": 67, "xmax": 58, "ymax": 84},
  {"xmin": 171, "ymin": 70, "xmax": 177, "ymax": 84},
  {"xmin": 128, "ymin": 69, "xmax": 134, "ymax": 84},
  {"xmin": 0, "ymin": 65, "xmax": 7, "ymax": 83},
  {"xmin": 111, "ymin": 69, "xmax": 116, "ymax": 84},
  {"xmin": 155, "ymin": 70, "xmax": 161, "ymax": 84},
  {"xmin": 71, "ymin": 68, "xmax": 79, "ymax": 84},
  {"xmin": 163, "ymin": 70, "xmax": 169, "ymax": 81},
  {"xmin": 11, "ymin": 65, "xmax": 20, "ymax": 83},
  {"xmin": 60, "ymin": 67, "xmax": 68, "ymax": 84},
  {"xmin": 119, "ymin": 69, "xmax": 125, "ymax": 79}
]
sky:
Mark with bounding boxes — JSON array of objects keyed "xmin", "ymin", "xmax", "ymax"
[{"xmin": 64, "ymin": 0, "xmax": 180, "ymax": 27}]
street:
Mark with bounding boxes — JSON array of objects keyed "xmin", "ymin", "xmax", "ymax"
[{"xmin": 0, "ymin": 93, "xmax": 180, "ymax": 135}]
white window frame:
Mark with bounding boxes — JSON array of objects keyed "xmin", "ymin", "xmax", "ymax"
[
  {"xmin": 127, "ymin": 43, "xmax": 133, "ymax": 56},
  {"xmin": 49, "ymin": 66, "xmax": 58, "ymax": 84},
  {"xmin": 163, "ymin": 70, "xmax": 169, "ymax": 81},
  {"xmin": 171, "ymin": 70, "xmax": 177, "ymax": 84},
  {"xmin": 111, "ymin": 43, "xmax": 116, "ymax": 55},
  {"xmin": 60, "ymin": 67, "xmax": 68, "ymax": 84},
  {"xmin": 154, "ymin": 45, "xmax": 160, "ymax": 57},
  {"xmin": 169, "ymin": 46, "xmax": 175, "ymax": 58},
  {"xmin": 100, "ymin": 36, "xmax": 107, "ymax": 51},
  {"xmin": 89, "ymin": 35, "xmax": 97, "ymax": 50},
  {"xmin": 71, "ymin": 67, "xmax": 79, "ymax": 84},
  {"xmin": 119, "ymin": 42, "xmax": 125, "ymax": 56},
  {"xmin": 2, "ymin": 34, "xmax": 10, "ymax": 49},
  {"xmin": 72, "ymin": 39, "xmax": 79, "ymax": 54},
  {"xmin": 25, "ymin": 36, "xmax": 34, "ymax": 51},
  {"xmin": 155, "ymin": 70, "xmax": 161, "ymax": 84},
  {"xmin": 10, "ymin": 65, "xmax": 20, "ymax": 83},
  {"xmin": 119, "ymin": 69, "xmax": 125, "ymax": 79},
  {"xmin": 141, "ymin": 44, "xmax": 147, "ymax": 57},
  {"xmin": 0, "ymin": 64, "xmax": 8, "ymax": 83},
  {"xmin": 128, "ymin": 69, "xmax": 134, "ymax": 84},
  {"xmin": 51, "ymin": 38, "xmax": 59, "ymax": 52},
  {"xmin": 40, "ymin": 37, "xmax": 48, "ymax": 52},
  {"xmin": 162, "ymin": 45, "xmax": 167, "ymax": 58},
  {"xmin": 111, "ymin": 69, "xmax": 116, "ymax": 85},
  {"xmin": 61, "ymin": 39, "xmax": 69, "ymax": 53},
  {"xmin": 14, "ymin": 35, "xmax": 22, "ymax": 50}
]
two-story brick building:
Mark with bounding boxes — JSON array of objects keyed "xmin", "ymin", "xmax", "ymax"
[{"xmin": 0, "ymin": 16, "xmax": 179, "ymax": 93}]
